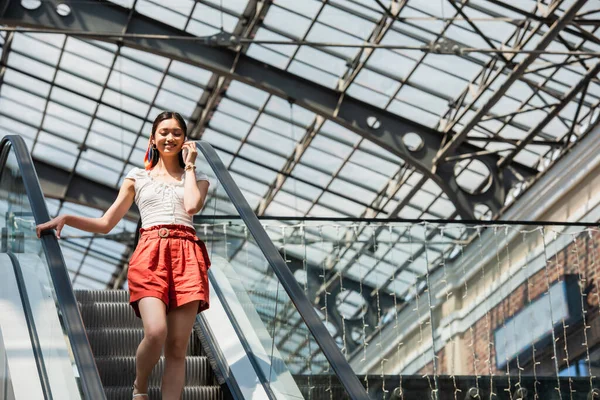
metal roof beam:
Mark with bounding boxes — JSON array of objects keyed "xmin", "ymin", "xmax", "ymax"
[
  {"xmin": 499, "ymin": 60, "xmax": 600, "ymax": 168},
  {"xmin": 0, "ymin": 0, "xmax": 539, "ymax": 219},
  {"xmin": 0, "ymin": 31, "xmax": 14, "ymax": 93},
  {"xmin": 434, "ymin": 0, "xmax": 588, "ymax": 164},
  {"xmin": 188, "ymin": 0, "xmax": 272, "ymax": 138}
]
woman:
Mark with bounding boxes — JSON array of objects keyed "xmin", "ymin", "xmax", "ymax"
[{"xmin": 36, "ymin": 111, "xmax": 211, "ymax": 400}]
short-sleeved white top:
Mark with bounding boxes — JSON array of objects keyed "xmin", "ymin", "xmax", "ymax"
[{"xmin": 125, "ymin": 167, "xmax": 209, "ymax": 229}]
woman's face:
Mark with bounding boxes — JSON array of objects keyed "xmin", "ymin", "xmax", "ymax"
[{"xmin": 153, "ymin": 118, "xmax": 185, "ymax": 157}]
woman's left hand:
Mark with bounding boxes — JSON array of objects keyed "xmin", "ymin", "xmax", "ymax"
[{"xmin": 182, "ymin": 141, "xmax": 197, "ymax": 165}]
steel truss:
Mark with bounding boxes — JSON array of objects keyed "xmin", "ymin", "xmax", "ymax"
[{"xmin": 0, "ymin": 0, "xmax": 539, "ymax": 221}]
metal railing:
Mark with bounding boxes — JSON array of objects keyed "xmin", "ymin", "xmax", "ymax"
[{"xmin": 192, "ymin": 215, "xmax": 600, "ymax": 399}]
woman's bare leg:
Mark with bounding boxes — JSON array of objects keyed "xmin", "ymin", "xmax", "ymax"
[
  {"xmin": 134, "ymin": 297, "xmax": 168, "ymax": 396},
  {"xmin": 162, "ymin": 301, "xmax": 199, "ymax": 400}
]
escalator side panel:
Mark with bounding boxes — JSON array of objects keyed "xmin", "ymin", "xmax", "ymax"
[
  {"xmin": 202, "ymin": 269, "xmax": 270, "ymax": 400},
  {"xmin": 0, "ymin": 326, "xmax": 16, "ymax": 400},
  {"xmin": 0, "ymin": 253, "xmax": 44, "ymax": 399},
  {"xmin": 208, "ymin": 256, "xmax": 303, "ymax": 400},
  {"xmin": 0, "ymin": 135, "xmax": 105, "ymax": 399},
  {"xmin": 16, "ymin": 253, "xmax": 81, "ymax": 399}
]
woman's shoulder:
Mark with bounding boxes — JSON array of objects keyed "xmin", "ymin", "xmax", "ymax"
[{"xmin": 124, "ymin": 167, "xmax": 148, "ymax": 181}]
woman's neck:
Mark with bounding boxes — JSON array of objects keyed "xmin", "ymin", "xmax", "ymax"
[{"xmin": 154, "ymin": 157, "xmax": 181, "ymax": 174}]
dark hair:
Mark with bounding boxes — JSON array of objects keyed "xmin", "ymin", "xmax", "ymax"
[{"xmin": 148, "ymin": 111, "xmax": 187, "ymax": 168}]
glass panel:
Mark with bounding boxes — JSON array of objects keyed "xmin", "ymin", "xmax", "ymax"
[
  {"xmin": 195, "ymin": 142, "xmax": 353, "ymax": 399},
  {"xmin": 214, "ymin": 214, "xmax": 600, "ymax": 398},
  {"xmin": 0, "ymin": 145, "xmax": 83, "ymax": 398}
]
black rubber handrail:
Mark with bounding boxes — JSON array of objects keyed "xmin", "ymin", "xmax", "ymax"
[
  {"xmin": 0, "ymin": 136, "xmax": 106, "ymax": 399},
  {"xmin": 195, "ymin": 141, "xmax": 369, "ymax": 400}
]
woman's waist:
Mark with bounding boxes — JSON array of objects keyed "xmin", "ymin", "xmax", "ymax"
[{"xmin": 139, "ymin": 224, "xmax": 197, "ymax": 240}]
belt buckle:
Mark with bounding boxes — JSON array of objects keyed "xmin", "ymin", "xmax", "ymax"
[{"xmin": 158, "ymin": 227, "xmax": 170, "ymax": 238}]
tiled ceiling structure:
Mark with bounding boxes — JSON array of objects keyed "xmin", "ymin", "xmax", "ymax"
[{"xmin": 0, "ymin": 0, "xmax": 599, "ymax": 302}]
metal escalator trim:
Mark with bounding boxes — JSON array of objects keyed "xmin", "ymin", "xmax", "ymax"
[
  {"xmin": 192, "ymin": 317, "xmax": 224, "ymax": 384},
  {"xmin": 0, "ymin": 136, "xmax": 106, "ymax": 399},
  {"xmin": 5, "ymin": 252, "xmax": 52, "ymax": 399},
  {"xmin": 196, "ymin": 141, "xmax": 369, "ymax": 400},
  {"xmin": 197, "ymin": 284, "xmax": 270, "ymax": 400}
]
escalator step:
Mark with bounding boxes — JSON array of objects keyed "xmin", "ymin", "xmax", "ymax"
[
  {"xmin": 86, "ymin": 328, "xmax": 205, "ymax": 357},
  {"xmin": 103, "ymin": 385, "xmax": 224, "ymax": 400},
  {"xmin": 75, "ymin": 289, "xmax": 129, "ymax": 304},
  {"xmin": 95, "ymin": 356, "xmax": 217, "ymax": 386},
  {"xmin": 80, "ymin": 302, "xmax": 142, "ymax": 328},
  {"xmin": 76, "ymin": 290, "xmax": 228, "ymax": 398}
]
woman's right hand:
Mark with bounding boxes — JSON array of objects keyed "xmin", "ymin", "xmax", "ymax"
[{"xmin": 36, "ymin": 215, "xmax": 67, "ymax": 239}]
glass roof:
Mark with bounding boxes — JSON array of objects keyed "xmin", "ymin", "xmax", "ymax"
[{"xmin": 1, "ymin": 0, "xmax": 599, "ymax": 356}]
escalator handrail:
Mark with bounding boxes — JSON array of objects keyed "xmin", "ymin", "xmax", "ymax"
[
  {"xmin": 196, "ymin": 141, "xmax": 369, "ymax": 400},
  {"xmin": 0, "ymin": 135, "xmax": 106, "ymax": 399}
]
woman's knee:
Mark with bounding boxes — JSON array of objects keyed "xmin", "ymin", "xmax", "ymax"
[
  {"xmin": 144, "ymin": 323, "xmax": 167, "ymax": 346},
  {"xmin": 164, "ymin": 335, "xmax": 188, "ymax": 359},
  {"xmin": 138, "ymin": 297, "xmax": 168, "ymax": 346}
]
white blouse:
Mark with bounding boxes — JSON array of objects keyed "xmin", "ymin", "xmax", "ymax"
[{"xmin": 125, "ymin": 167, "xmax": 210, "ymax": 229}]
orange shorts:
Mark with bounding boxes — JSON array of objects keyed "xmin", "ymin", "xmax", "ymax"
[{"xmin": 127, "ymin": 224, "xmax": 211, "ymax": 318}]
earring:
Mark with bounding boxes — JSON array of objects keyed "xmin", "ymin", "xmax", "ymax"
[
  {"xmin": 151, "ymin": 144, "xmax": 158, "ymax": 164},
  {"xmin": 144, "ymin": 141, "xmax": 155, "ymax": 170}
]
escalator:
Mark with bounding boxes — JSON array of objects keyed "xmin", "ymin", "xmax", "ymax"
[
  {"xmin": 0, "ymin": 135, "xmax": 369, "ymax": 400},
  {"xmin": 74, "ymin": 289, "xmax": 225, "ymax": 399}
]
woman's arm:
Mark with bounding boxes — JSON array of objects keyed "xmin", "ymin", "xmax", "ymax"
[
  {"xmin": 183, "ymin": 170, "xmax": 209, "ymax": 215},
  {"xmin": 36, "ymin": 179, "xmax": 136, "ymax": 238},
  {"xmin": 181, "ymin": 141, "xmax": 209, "ymax": 215}
]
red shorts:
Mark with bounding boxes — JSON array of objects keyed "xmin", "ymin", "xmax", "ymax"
[{"xmin": 127, "ymin": 224, "xmax": 211, "ymax": 318}]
